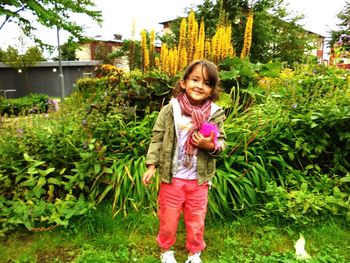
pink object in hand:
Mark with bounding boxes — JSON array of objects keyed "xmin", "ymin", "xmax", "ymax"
[
  {"xmin": 199, "ymin": 122, "xmax": 219, "ymax": 139},
  {"xmin": 199, "ymin": 122, "xmax": 220, "ymax": 151}
]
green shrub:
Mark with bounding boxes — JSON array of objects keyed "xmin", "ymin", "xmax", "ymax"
[
  {"xmin": 0, "ymin": 103, "xmax": 94, "ymax": 236},
  {"xmin": 0, "ymin": 93, "xmax": 50, "ymax": 116}
]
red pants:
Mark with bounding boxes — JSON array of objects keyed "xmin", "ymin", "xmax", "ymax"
[{"xmin": 156, "ymin": 178, "xmax": 209, "ymax": 254}]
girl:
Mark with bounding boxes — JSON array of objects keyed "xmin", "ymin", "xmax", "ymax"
[{"xmin": 142, "ymin": 59, "xmax": 226, "ymax": 263}]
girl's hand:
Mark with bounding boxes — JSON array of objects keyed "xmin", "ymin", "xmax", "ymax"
[
  {"xmin": 142, "ymin": 165, "xmax": 156, "ymax": 185},
  {"xmin": 191, "ymin": 131, "xmax": 215, "ymax": 151}
]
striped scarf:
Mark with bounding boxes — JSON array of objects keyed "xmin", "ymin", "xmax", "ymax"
[{"xmin": 177, "ymin": 92, "xmax": 211, "ymax": 167}]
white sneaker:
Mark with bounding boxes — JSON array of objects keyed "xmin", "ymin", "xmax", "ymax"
[
  {"xmin": 185, "ymin": 252, "xmax": 202, "ymax": 263},
  {"xmin": 160, "ymin": 250, "xmax": 177, "ymax": 263}
]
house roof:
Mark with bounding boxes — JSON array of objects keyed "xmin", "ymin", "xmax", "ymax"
[{"xmin": 80, "ymin": 34, "xmax": 124, "ymax": 44}]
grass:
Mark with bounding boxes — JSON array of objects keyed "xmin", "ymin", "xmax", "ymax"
[{"xmin": 1, "ymin": 204, "xmax": 350, "ymax": 263}]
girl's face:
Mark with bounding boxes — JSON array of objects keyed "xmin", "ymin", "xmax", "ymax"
[{"xmin": 180, "ymin": 65, "xmax": 212, "ymax": 105}]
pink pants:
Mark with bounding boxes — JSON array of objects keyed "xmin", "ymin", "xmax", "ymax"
[{"xmin": 156, "ymin": 178, "xmax": 209, "ymax": 254}]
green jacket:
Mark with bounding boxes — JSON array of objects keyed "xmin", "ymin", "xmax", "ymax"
[{"xmin": 145, "ymin": 98, "xmax": 226, "ymax": 185}]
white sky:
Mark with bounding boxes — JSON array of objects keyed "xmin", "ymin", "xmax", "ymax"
[
  {"xmin": 89, "ymin": 0, "xmax": 204, "ymax": 39},
  {"xmin": 0, "ymin": 0, "xmax": 347, "ymax": 57},
  {"xmin": 284, "ymin": 0, "xmax": 346, "ymax": 36},
  {"xmin": 86, "ymin": 0, "xmax": 347, "ymax": 39}
]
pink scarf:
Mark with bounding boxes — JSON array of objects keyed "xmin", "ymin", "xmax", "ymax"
[{"xmin": 177, "ymin": 92, "xmax": 211, "ymax": 166}]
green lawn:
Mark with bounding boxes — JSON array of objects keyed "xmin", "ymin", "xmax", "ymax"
[{"xmin": 1, "ymin": 204, "xmax": 350, "ymax": 263}]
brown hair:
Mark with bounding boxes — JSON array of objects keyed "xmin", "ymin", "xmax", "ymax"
[{"xmin": 172, "ymin": 59, "xmax": 220, "ymax": 101}]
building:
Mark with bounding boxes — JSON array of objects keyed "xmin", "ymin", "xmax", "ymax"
[
  {"xmin": 306, "ymin": 30, "xmax": 326, "ymax": 64},
  {"xmin": 75, "ymin": 34, "xmax": 129, "ymax": 70},
  {"xmin": 0, "ymin": 61, "xmax": 101, "ymax": 99}
]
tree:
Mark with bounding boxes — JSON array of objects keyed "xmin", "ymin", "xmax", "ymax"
[
  {"xmin": 191, "ymin": 0, "xmax": 313, "ymax": 64},
  {"xmin": 329, "ymin": 1, "xmax": 350, "ymax": 53},
  {"xmin": 0, "ymin": 46, "xmax": 44, "ymax": 69},
  {"xmin": 0, "ymin": 0, "xmax": 102, "ymax": 46},
  {"xmin": 60, "ymin": 36, "xmax": 79, "ymax": 61},
  {"xmin": 51, "ymin": 36, "xmax": 80, "ymax": 61},
  {"xmin": 108, "ymin": 39, "xmax": 142, "ymax": 70},
  {"xmin": 0, "ymin": 45, "xmax": 44, "ymax": 92},
  {"xmin": 259, "ymin": 5, "xmax": 315, "ymax": 64}
]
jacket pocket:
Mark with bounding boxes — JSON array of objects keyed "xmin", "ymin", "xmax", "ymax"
[{"xmin": 207, "ymin": 158, "xmax": 215, "ymax": 175}]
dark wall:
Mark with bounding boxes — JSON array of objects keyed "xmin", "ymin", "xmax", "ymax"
[{"xmin": 0, "ymin": 61, "xmax": 101, "ymax": 99}]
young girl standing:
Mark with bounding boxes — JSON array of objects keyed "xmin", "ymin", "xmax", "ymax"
[{"xmin": 142, "ymin": 60, "xmax": 226, "ymax": 263}]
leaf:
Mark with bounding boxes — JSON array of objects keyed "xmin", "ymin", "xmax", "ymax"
[
  {"xmin": 302, "ymin": 202, "xmax": 310, "ymax": 213},
  {"xmin": 310, "ymin": 123, "xmax": 318, "ymax": 128},
  {"xmin": 216, "ymin": 92, "xmax": 233, "ymax": 108},
  {"xmin": 41, "ymin": 167, "xmax": 55, "ymax": 176},
  {"xmin": 21, "ymin": 176, "xmax": 37, "ymax": 187},
  {"xmin": 288, "ymin": 152, "xmax": 295, "ymax": 160},
  {"xmin": 37, "ymin": 177, "xmax": 46, "ymax": 187},
  {"xmin": 15, "ymin": 174, "xmax": 25, "ymax": 184},
  {"xmin": 48, "ymin": 184, "xmax": 55, "ymax": 199},
  {"xmin": 79, "ymin": 181, "xmax": 85, "ymax": 190},
  {"xmin": 33, "ymin": 186, "xmax": 46, "ymax": 198},
  {"xmin": 304, "ymin": 164, "xmax": 313, "ymax": 170},
  {"xmin": 27, "ymin": 167, "xmax": 40, "ymax": 175},
  {"xmin": 33, "ymin": 160, "xmax": 46, "ymax": 168},
  {"xmin": 301, "ymin": 182, "xmax": 308, "ymax": 192},
  {"xmin": 219, "ymin": 69, "xmax": 239, "ymax": 80},
  {"xmin": 104, "ymin": 167, "xmax": 113, "ymax": 174},
  {"xmin": 48, "ymin": 177, "xmax": 62, "ymax": 185},
  {"xmin": 94, "ymin": 164, "xmax": 101, "ymax": 174},
  {"xmin": 260, "ymin": 61, "xmax": 282, "ymax": 77},
  {"xmin": 124, "ymin": 165, "xmax": 134, "ymax": 185},
  {"xmin": 97, "ymin": 185, "xmax": 113, "ymax": 204},
  {"xmin": 23, "ymin": 153, "xmax": 34, "ymax": 162},
  {"xmin": 339, "ymin": 176, "xmax": 350, "ymax": 183}
]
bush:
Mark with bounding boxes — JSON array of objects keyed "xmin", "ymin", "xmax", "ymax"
[{"xmin": 0, "ymin": 93, "xmax": 50, "ymax": 116}]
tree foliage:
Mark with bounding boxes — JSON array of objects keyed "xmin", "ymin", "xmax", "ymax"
[
  {"xmin": 51, "ymin": 36, "xmax": 81, "ymax": 61},
  {"xmin": 60, "ymin": 36, "xmax": 79, "ymax": 61},
  {"xmin": 0, "ymin": 46, "xmax": 44, "ymax": 68},
  {"xmin": 109, "ymin": 39, "xmax": 142, "ymax": 70},
  {"xmin": 329, "ymin": 1, "xmax": 350, "ymax": 51},
  {"xmin": 0, "ymin": 0, "xmax": 102, "ymax": 45},
  {"xmin": 179, "ymin": 0, "xmax": 315, "ymax": 64}
]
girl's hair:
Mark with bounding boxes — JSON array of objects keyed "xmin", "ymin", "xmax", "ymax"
[{"xmin": 172, "ymin": 59, "xmax": 220, "ymax": 101}]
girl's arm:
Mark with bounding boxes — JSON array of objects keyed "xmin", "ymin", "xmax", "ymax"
[
  {"xmin": 145, "ymin": 108, "xmax": 167, "ymax": 165},
  {"xmin": 143, "ymin": 106, "xmax": 168, "ymax": 185}
]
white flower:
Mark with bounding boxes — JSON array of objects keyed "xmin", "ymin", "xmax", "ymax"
[{"xmin": 294, "ymin": 233, "xmax": 311, "ymax": 260}]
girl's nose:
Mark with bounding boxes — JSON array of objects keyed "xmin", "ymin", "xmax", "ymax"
[{"xmin": 196, "ymin": 82, "xmax": 204, "ymax": 89}]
